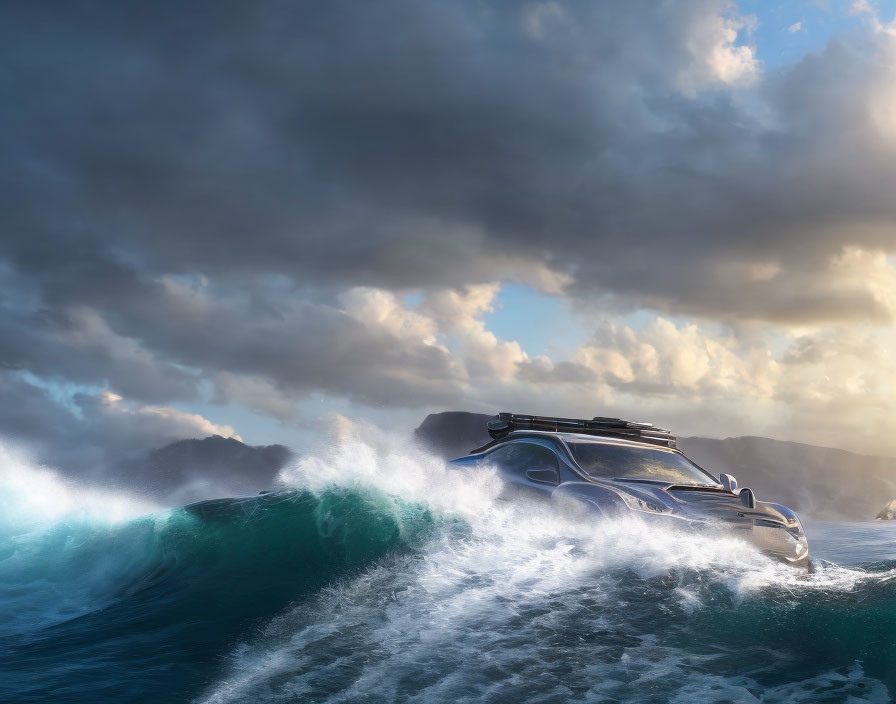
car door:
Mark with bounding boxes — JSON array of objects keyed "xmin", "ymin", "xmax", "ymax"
[{"xmin": 485, "ymin": 441, "xmax": 561, "ymax": 501}]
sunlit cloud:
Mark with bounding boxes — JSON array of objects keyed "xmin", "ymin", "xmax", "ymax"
[{"xmin": 4, "ymin": 0, "xmax": 896, "ymax": 468}]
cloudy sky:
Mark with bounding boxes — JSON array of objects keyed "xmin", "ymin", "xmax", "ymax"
[{"xmin": 5, "ymin": 0, "xmax": 896, "ymax": 478}]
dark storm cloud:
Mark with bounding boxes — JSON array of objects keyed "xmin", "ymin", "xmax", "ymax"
[
  {"xmin": 0, "ymin": 304, "xmax": 200, "ymax": 403},
  {"xmin": 105, "ymin": 278, "xmax": 465, "ymax": 408},
  {"xmin": 4, "ymin": 0, "xmax": 896, "ymax": 471},
  {"xmin": 1, "ymin": 272, "xmax": 464, "ymax": 408},
  {"xmin": 4, "ymin": 0, "xmax": 896, "ymax": 319}
]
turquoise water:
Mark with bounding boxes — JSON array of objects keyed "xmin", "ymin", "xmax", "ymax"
[{"xmin": 2, "ymin": 444, "xmax": 895, "ymax": 703}]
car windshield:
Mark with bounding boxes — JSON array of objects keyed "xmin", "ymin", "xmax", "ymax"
[{"xmin": 568, "ymin": 441, "xmax": 719, "ymax": 486}]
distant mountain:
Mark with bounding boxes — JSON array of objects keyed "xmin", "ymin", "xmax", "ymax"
[
  {"xmin": 414, "ymin": 411, "xmax": 492, "ymax": 459},
  {"xmin": 124, "ymin": 435, "xmax": 292, "ymax": 505},
  {"xmin": 678, "ymin": 436, "xmax": 896, "ymax": 522},
  {"xmin": 415, "ymin": 412, "xmax": 896, "ymax": 521}
]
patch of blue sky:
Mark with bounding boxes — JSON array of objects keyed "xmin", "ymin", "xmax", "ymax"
[
  {"xmin": 481, "ymin": 286, "xmax": 746, "ymax": 358},
  {"xmin": 741, "ymin": 0, "xmax": 896, "ymax": 69},
  {"xmin": 483, "ymin": 284, "xmax": 589, "ymax": 358},
  {"xmin": 403, "ymin": 292, "xmax": 424, "ymax": 309}
]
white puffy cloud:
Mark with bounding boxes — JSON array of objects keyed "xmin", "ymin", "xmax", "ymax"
[
  {"xmin": 341, "ymin": 287, "xmax": 440, "ymax": 346},
  {"xmin": 420, "ymin": 285, "xmax": 528, "ymax": 382},
  {"xmin": 676, "ymin": 8, "xmax": 759, "ymax": 94},
  {"xmin": 95, "ymin": 391, "xmax": 241, "ymax": 443},
  {"xmin": 573, "ymin": 317, "xmax": 778, "ymax": 398}
]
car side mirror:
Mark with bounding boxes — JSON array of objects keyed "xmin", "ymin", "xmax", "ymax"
[
  {"xmin": 739, "ymin": 487, "xmax": 757, "ymax": 509},
  {"xmin": 719, "ymin": 473, "xmax": 738, "ymax": 493},
  {"xmin": 526, "ymin": 467, "xmax": 560, "ymax": 486}
]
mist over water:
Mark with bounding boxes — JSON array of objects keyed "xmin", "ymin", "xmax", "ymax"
[{"xmin": 1, "ymin": 430, "xmax": 895, "ymax": 703}]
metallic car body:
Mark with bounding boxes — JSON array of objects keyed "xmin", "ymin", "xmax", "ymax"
[{"xmin": 450, "ymin": 429, "xmax": 810, "ymax": 567}]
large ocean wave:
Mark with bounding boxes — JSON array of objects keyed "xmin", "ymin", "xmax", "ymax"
[{"xmin": 1, "ymin": 434, "xmax": 895, "ymax": 703}]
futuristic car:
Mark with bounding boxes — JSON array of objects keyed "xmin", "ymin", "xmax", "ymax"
[{"xmin": 450, "ymin": 413, "xmax": 810, "ymax": 568}]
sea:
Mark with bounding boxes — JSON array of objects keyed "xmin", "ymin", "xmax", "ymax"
[{"xmin": 1, "ymin": 434, "xmax": 895, "ymax": 703}]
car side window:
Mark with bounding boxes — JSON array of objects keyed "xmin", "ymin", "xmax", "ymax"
[
  {"xmin": 484, "ymin": 444, "xmax": 515, "ymax": 469},
  {"xmin": 486, "ymin": 442, "xmax": 559, "ymax": 477}
]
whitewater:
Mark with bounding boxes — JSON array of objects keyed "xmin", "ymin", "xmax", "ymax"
[{"xmin": 1, "ymin": 430, "xmax": 895, "ymax": 703}]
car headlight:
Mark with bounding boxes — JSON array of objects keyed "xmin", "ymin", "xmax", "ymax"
[{"xmin": 620, "ymin": 492, "xmax": 671, "ymax": 514}]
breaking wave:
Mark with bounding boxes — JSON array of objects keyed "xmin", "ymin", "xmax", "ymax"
[{"xmin": 1, "ymin": 433, "xmax": 895, "ymax": 703}]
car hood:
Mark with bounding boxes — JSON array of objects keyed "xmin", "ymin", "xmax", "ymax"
[{"xmin": 613, "ymin": 481, "xmax": 790, "ymax": 526}]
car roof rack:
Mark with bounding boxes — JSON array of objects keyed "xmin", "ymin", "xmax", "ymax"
[{"xmin": 484, "ymin": 412, "xmax": 677, "ymax": 449}]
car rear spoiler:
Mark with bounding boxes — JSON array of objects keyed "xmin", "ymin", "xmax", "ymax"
[{"xmin": 484, "ymin": 412, "xmax": 677, "ymax": 449}]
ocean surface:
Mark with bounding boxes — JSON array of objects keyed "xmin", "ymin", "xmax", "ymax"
[{"xmin": 1, "ymin": 436, "xmax": 895, "ymax": 703}]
